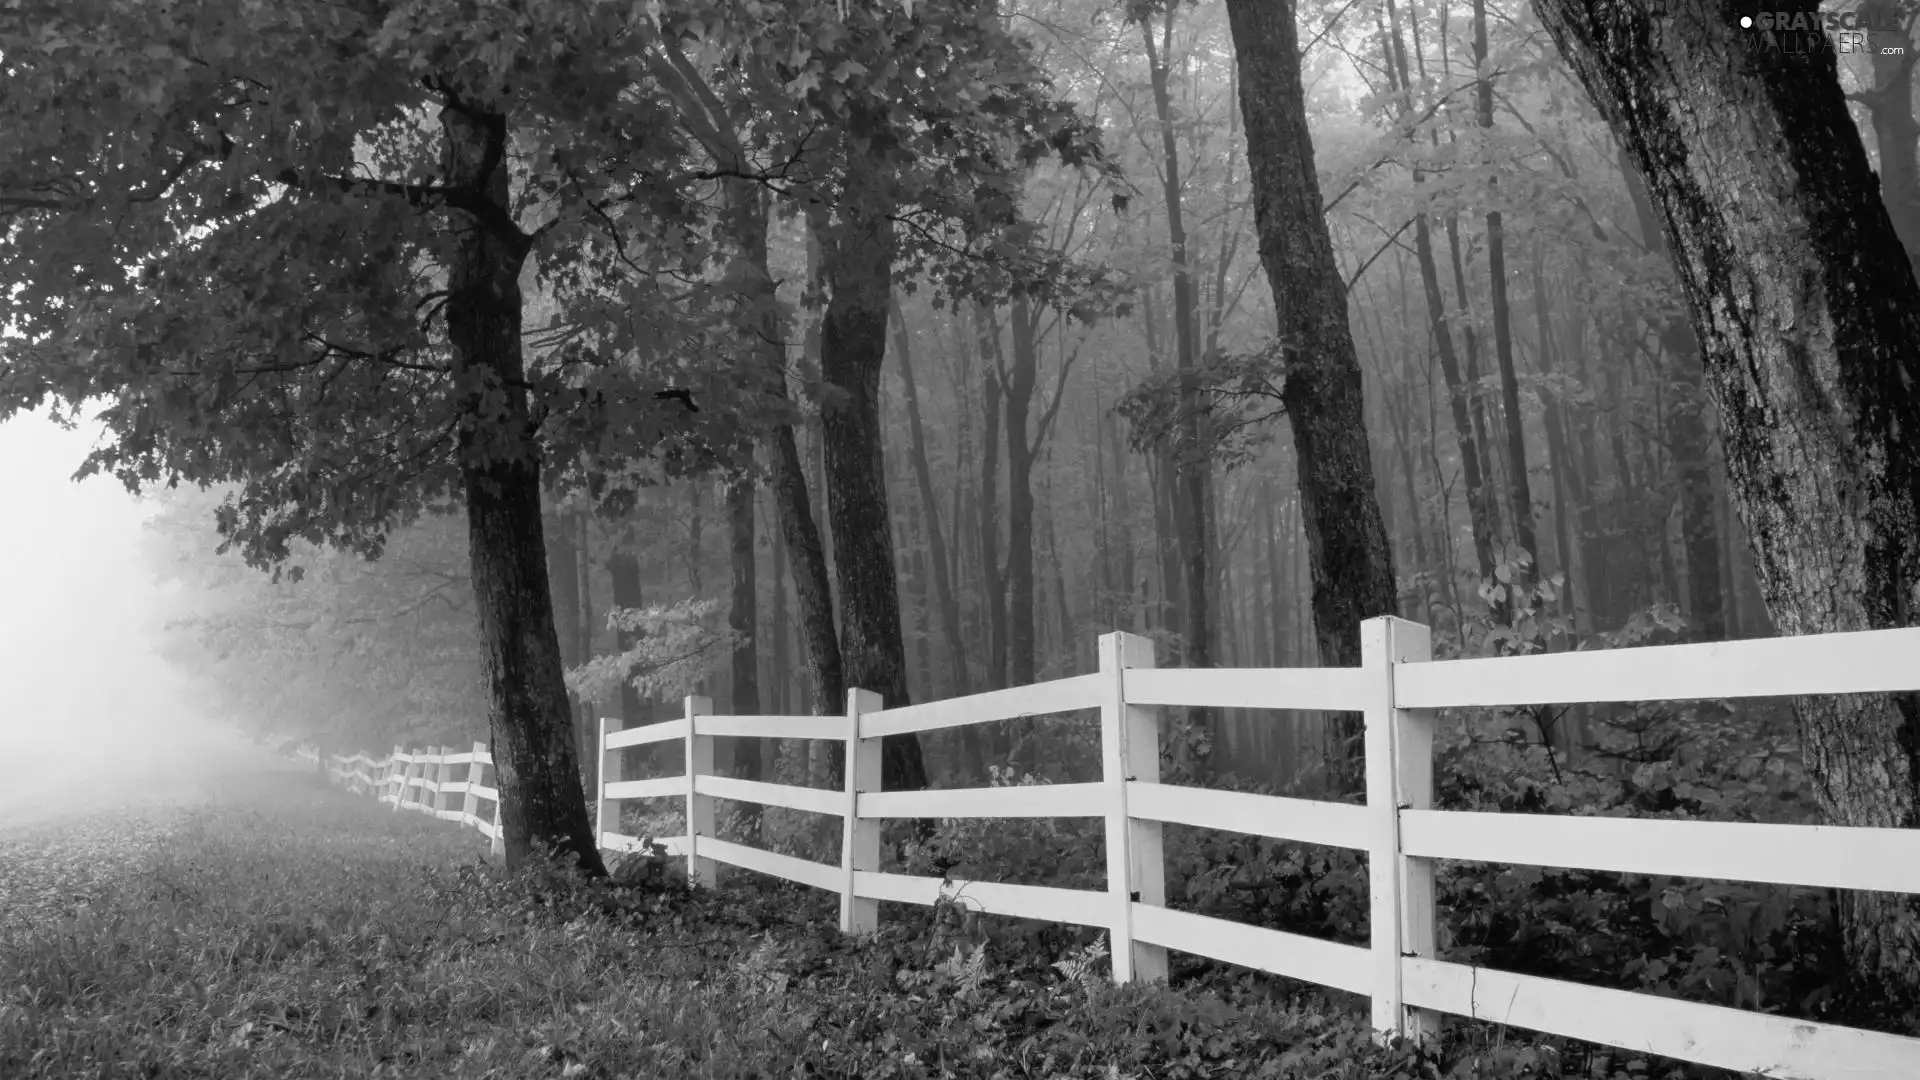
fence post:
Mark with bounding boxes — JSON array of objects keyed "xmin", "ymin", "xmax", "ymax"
[
  {"xmin": 411, "ymin": 751, "xmax": 431, "ymax": 814},
  {"xmin": 462, "ymin": 740, "xmax": 486, "ymax": 829},
  {"xmin": 385, "ymin": 746, "xmax": 403, "ymax": 807},
  {"xmin": 1362, "ymin": 616, "xmax": 1438, "ymax": 1046},
  {"xmin": 390, "ymin": 747, "xmax": 410, "ymax": 810},
  {"xmin": 410, "ymin": 752, "xmax": 427, "ymax": 812},
  {"xmin": 1099, "ymin": 631, "xmax": 1166, "ymax": 984},
  {"xmin": 684, "ymin": 696, "xmax": 716, "ymax": 888},
  {"xmin": 840, "ymin": 687, "xmax": 883, "ymax": 936},
  {"xmin": 597, "ymin": 717, "xmax": 622, "ymax": 853},
  {"xmin": 431, "ymin": 747, "xmax": 451, "ymax": 818}
]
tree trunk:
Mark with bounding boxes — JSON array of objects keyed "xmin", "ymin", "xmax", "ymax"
[
  {"xmin": 1142, "ymin": 11, "xmax": 1217, "ymax": 771},
  {"xmin": 891, "ymin": 300, "xmax": 970, "ymax": 698},
  {"xmin": 1139, "ymin": 288, "xmax": 1186, "ymax": 635},
  {"xmin": 1473, "ymin": 0, "xmax": 1538, "ymax": 597},
  {"xmin": 1382, "ymin": 2, "xmax": 1501, "ymax": 597},
  {"xmin": 1447, "ymin": 213, "xmax": 1506, "ymax": 554},
  {"xmin": 717, "ymin": 185, "xmax": 844, "ymax": 721},
  {"xmin": 727, "ymin": 465, "xmax": 762, "ymax": 795},
  {"xmin": 1105, "ymin": 409, "xmax": 1142, "ymax": 633},
  {"xmin": 1529, "ymin": 251, "xmax": 1578, "ymax": 619},
  {"xmin": 1225, "ymin": 0, "xmax": 1400, "ymax": 796},
  {"xmin": 1267, "ymin": 485, "xmax": 1288, "ymax": 666},
  {"xmin": 441, "ymin": 101, "xmax": 603, "ymax": 876},
  {"xmin": 811, "ymin": 144, "xmax": 928, "ymax": 792},
  {"xmin": 1005, "ymin": 297, "xmax": 1041, "ymax": 686},
  {"xmin": 1047, "ymin": 497, "xmax": 1075, "ymax": 672},
  {"xmin": 574, "ymin": 512, "xmax": 598, "ymax": 799},
  {"xmin": 1534, "ymin": 0, "xmax": 1920, "ymax": 1018},
  {"xmin": 769, "ymin": 495, "xmax": 791, "ymax": 715},
  {"xmin": 547, "ymin": 507, "xmax": 584, "ymax": 677},
  {"xmin": 1563, "ymin": 295, "xmax": 1612, "ymax": 634},
  {"xmin": 977, "ymin": 305, "xmax": 1009, "ymax": 693}
]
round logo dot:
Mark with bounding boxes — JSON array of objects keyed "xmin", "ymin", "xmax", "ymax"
[{"xmin": 1740, "ymin": 15, "xmax": 1753, "ymax": 27}]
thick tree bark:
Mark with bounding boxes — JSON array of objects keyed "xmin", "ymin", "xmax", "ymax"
[
  {"xmin": 891, "ymin": 300, "xmax": 971, "ymax": 697},
  {"xmin": 1533, "ymin": 0, "xmax": 1920, "ymax": 1017},
  {"xmin": 811, "ymin": 135, "xmax": 929, "ymax": 792},
  {"xmin": 1224, "ymin": 0, "xmax": 1400, "ymax": 796},
  {"xmin": 440, "ymin": 102, "xmax": 604, "ymax": 876}
]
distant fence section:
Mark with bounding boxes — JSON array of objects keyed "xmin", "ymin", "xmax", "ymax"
[
  {"xmin": 312, "ymin": 617, "xmax": 1920, "ymax": 1080},
  {"xmin": 300, "ymin": 741, "xmax": 504, "ymax": 857}
]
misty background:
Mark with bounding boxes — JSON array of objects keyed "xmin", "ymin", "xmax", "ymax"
[{"xmin": 0, "ymin": 407, "xmax": 258, "ymax": 832}]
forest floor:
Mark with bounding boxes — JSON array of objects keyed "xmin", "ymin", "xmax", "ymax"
[{"xmin": 0, "ymin": 764, "xmax": 1663, "ymax": 1080}]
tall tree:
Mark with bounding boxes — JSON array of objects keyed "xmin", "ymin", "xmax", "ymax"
[
  {"xmin": 807, "ymin": 118, "xmax": 930, "ymax": 789},
  {"xmin": 1138, "ymin": 4, "xmax": 1217, "ymax": 684},
  {"xmin": 1223, "ymin": 0, "xmax": 1400, "ymax": 794},
  {"xmin": 1533, "ymin": 0, "xmax": 1920, "ymax": 1015},
  {"xmin": 1382, "ymin": 0, "xmax": 1502, "ymax": 597},
  {"xmin": 891, "ymin": 300, "xmax": 971, "ymax": 699},
  {"xmin": 1471, "ymin": 0, "xmax": 1539, "ymax": 596},
  {"xmin": 643, "ymin": 42, "xmax": 846, "ymax": 718},
  {"xmin": 0, "ymin": 1, "xmax": 791, "ymax": 875}
]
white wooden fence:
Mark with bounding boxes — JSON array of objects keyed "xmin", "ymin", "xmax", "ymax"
[
  {"xmin": 303, "ymin": 741, "xmax": 506, "ymax": 857},
  {"xmin": 594, "ymin": 618, "xmax": 1920, "ymax": 1080},
  {"xmin": 304, "ymin": 616, "xmax": 1920, "ymax": 1079}
]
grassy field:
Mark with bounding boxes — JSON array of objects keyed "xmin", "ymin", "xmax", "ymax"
[{"xmin": 0, "ymin": 766, "xmax": 1642, "ymax": 1079}]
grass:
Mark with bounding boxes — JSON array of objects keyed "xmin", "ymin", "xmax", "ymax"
[{"xmin": 0, "ymin": 767, "xmax": 1696, "ymax": 1079}]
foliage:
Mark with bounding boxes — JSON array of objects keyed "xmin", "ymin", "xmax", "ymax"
[
  {"xmin": 1, "ymin": 766, "xmax": 1584, "ymax": 1080},
  {"xmin": 1112, "ymin": 341, "xmax": 1289, "ymax": 471},
  {"xmin": 563, "ymin": 598, "xmax": 740, "ymax": 706},
  {"xmin": 138, "ymin": 483, "xmax": 486, "ymax": 751},
  {"xmin": 0, "ymin": 0, "xmax": 749, "ymax": 569}
]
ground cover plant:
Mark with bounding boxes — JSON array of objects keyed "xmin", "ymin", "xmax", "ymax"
[{"xmin": 3, "ymin": 760, "xmax": 1814, "ymax": 1079}]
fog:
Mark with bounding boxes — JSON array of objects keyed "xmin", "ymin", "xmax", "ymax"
[{"xmin": 0, "ymin": 407, "xmax": 265, "ymax": 833}]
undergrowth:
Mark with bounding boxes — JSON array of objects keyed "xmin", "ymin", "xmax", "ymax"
[{"xmin": 0, "ymin": 767, "xmax": 1676, "ymax": 1080}]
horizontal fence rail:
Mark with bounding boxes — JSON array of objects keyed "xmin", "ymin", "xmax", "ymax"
[
  {"xmin": 308, "ymin": 740, "xmax": 504, "ymax": 855},
  {"xmin": 312, "ymin": 617, "xmax": 1920, "ymax": 1079},
  {"xmin": 588, "ymin": 618, "xmax": 1920, "ymax": 1080}
]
